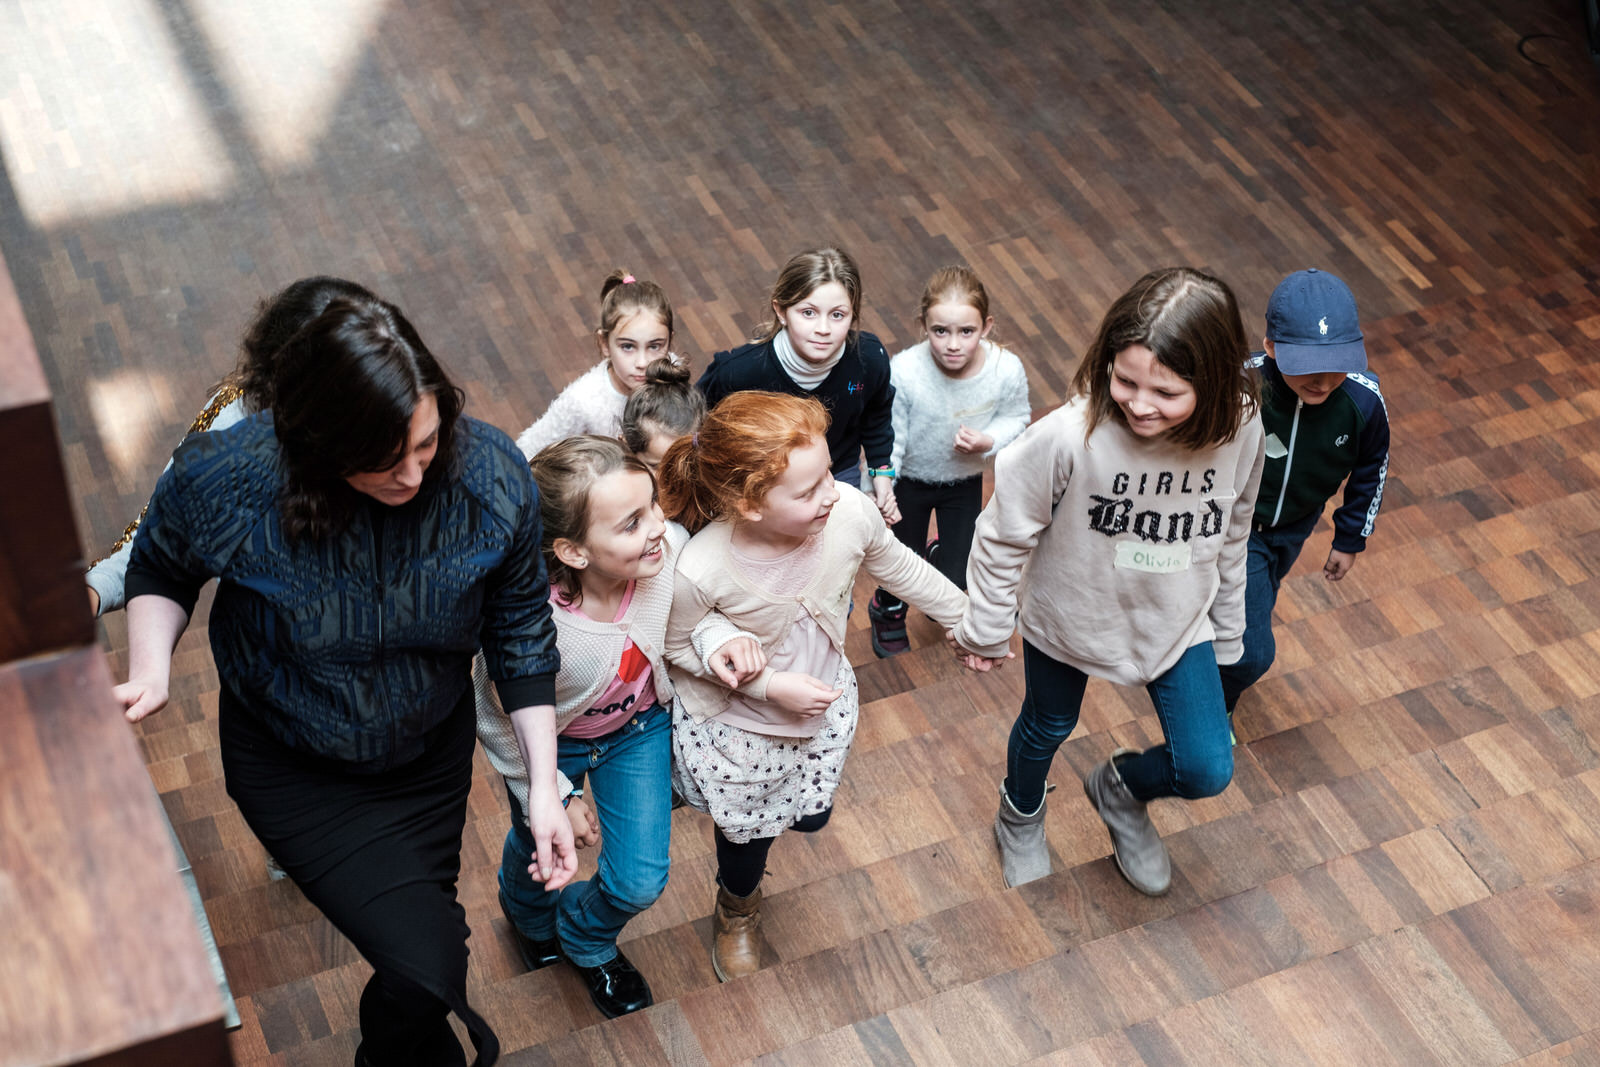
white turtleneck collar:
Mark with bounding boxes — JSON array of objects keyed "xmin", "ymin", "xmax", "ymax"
[{"xmin": 773, "ymin": 327, "xmax": 846, "ymax": 390}]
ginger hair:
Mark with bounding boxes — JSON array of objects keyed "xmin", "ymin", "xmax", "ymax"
[{"xmin": 656, "ymin": 391, "xmax": 830, "ymax": 533}]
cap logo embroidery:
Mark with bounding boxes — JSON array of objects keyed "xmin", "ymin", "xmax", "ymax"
[
  {"xmin": 1336, "ymin": 434, "xmax": 1349, "ymax": 446},
  {"xmin": 1318, "ymin": 316, "xmax": 1328, "ymax": 336}
]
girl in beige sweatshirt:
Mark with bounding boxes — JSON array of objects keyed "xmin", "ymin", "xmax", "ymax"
[
  {"xmin": 950, "ymin": 268, "xmax": 1265, "ymax": 897},
  {"xmin": 658, "ymin": 391, "xmax": 996, "ymax": 983}
]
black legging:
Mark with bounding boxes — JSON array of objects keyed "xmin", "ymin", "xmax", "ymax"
[
  {"xmin": 875, "ymin": 474, "xmax": 983, "ymax": 610},
  {"xmin": 714, "ymin": 807, "xmax": 833, "ymax": 897},
  {"xmin": 219, "ymin": 686, "xmax": 495, "ymax": 1067}
]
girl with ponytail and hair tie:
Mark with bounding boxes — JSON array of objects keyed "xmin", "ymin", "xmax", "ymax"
[
  {"xmin": 516, "ymin": 270, "xmax": 680, "ymax": 458},
  {"xmin": 655, "ymin": 391, "xmax": 1003, "ymax": 983}
]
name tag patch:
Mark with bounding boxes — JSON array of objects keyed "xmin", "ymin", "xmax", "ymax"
[{"xmin": 1115, "ymin": 540, "xmax": 1192, "ymax": 573}]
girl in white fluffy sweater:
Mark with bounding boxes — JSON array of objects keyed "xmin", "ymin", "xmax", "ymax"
[{"xmin": 515, "ymin": 271, "xmax": 680, "ymax": 458}]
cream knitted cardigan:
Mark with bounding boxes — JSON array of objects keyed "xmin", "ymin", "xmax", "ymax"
[
  {"xmin": 665, "ymin": 485, "xmax": 969, "ymax": 723},
  {"xmin": 475, "ymin": 523, "xmax": 746, "ymax": 813}
]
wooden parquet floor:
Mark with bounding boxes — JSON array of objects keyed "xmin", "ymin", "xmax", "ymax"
[{"xmin": 4, "ymin": 0, "xmax": 1600, "ymax": 1063}]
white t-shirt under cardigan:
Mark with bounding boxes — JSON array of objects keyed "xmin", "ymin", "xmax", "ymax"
[
  {"xmin": 952, "ymin": 396, "xmax": 1265, "ymax": 684},
  {"xmin": 889, "ymin": 339, "xmax": 1032, "ymax": 484}
]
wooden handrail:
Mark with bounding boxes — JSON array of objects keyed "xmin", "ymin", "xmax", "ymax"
[{"xmin": 0, "ymin": 246, "xmax": 230, "ymax": 1065}]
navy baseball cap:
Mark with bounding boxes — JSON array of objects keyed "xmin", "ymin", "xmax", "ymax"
[{"xmin": 1265, "ymin": 269, "xmax": 1367, "ymax": 375}]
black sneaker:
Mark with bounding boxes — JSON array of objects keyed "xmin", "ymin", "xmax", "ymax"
[
  {"xmin": 925, "ymin": 538, "xmax": 942, "ymax": 572},
  {"xmin": 570, "ymin": 949, "xmax": 654, "ymax": 1018},
  {"xmin": 498, "ymin": 889, "xmax": 561, "ymax": 971},
  {"xmin": 868, "ymin": 594, "xmax": 909, "ymax": 658}
]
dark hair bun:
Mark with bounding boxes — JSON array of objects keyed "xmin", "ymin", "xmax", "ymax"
[{"xmin": 644, "ymin": 356, "xmax": 689, "ymax": 386}]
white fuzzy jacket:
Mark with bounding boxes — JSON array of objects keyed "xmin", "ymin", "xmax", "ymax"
[
  {"xmin": 952, "ymin": 397, "xmax": 1265, "ymax": 684},
  {"xmin": 889, "ymin": 339, "xmax": 1032, "ymax": 483},
  {"xmin": 515, "ymin": 361, "xmax": 627, "ymax": 459}
]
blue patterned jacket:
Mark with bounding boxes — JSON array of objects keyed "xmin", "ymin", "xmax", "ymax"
[{"xmin": 127, "ymin": 412, "xmax": 558, "ymax": 770}]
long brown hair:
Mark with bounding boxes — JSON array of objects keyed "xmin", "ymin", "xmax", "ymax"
[
  {"xmin": 1071, "ymin": 267, "xmax": 1257, "ymax": 450},
  {"xmin": 656, "ymin": 392, "xmax": 830, "ymax": 533},
  {"xmin": 224, "ymin": 276, "xmax": 377, "ymax": 410}
]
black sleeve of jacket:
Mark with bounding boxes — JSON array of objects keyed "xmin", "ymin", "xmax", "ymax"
[
  {"xmin": 124, "ymin": 452, "xmax": 213, "ymax": 616},
  {"xmin": 697, "ymin": 350, "xmax": 733, "ymax": 411},
  {"xmin": 858, "ymin": 336, "xmax": 895, "ymax": 470},
  {"xmin": 481, "ymin": 459, "xmax": 560, "ymax": 710},
  {"xmin": 1331, "ymin": 393, "xmax": 1391, "ymax": 553}
]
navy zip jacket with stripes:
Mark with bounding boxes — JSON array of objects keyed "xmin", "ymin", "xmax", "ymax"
[
  {"xmin": 127, "ymin": 412, "xmax": 558, "ymax": 771},
  {"xmin": 1247, "ymin": 354, "xmax": 1390, "ymax": 553}
]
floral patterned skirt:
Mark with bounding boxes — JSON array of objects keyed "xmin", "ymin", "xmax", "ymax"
[{"xmin": 671, "ymin": 657, "xmax": 859, "ymax": 844}]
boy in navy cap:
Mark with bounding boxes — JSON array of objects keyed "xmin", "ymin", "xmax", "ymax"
[{"xmin": 1221, "ymin": 269, "xmax": 1391, "ymax": 722}]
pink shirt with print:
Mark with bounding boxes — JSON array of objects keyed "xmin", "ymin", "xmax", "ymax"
[{"xmin": 554, "ymin": 581, "xmax": 661, "ymax": 738}]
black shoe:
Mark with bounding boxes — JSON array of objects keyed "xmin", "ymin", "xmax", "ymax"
[
  {"xmin": 925, "ymin": 537, "xmax": 941, "ymax": 571},
  {"xmin": 498, "ymin": 889, "xmax": 561, "ymax": 971},
  {"xmin": 570, "ymin": 949, "xmax": 654, "ymax": 1018},
  {"xmin": 867, "ymin": 594, "xmax": 909, "ymax": 658}
]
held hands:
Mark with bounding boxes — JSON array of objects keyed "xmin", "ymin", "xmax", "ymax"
[
  {"xmin": 1324, "ymin": 549, "xmax": 1356, "ymax": 582},
  {"xmin": 766, "ymin": 671, "xmax": 843, "ymax": 717},
  {"xmin": 710, "ymin": 635, "xmax": 767, "ymax": 688},
  {"xmin": 112, "ymin": 679, "xmax": 170, "ymax": 723},
  {"xmin": 952, "ymin": 425, "xmax": 994, "ymax": 455},
  {"xmin": 871, "ymin": 475, "xmax": 901, "ymax": 526},
  {"xmin": 525, "ymin": 784, "xmax": 579, "ymax": 891},
  {"xmin": 566, "ymin": 795, "xmax": 600, "ymax": 850},
  {"xmin": 944, "ymin": 630, "xmax": 1015, "ymax": 673}
]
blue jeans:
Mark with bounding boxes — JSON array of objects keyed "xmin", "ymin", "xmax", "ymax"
[
  {"xmin": 1218, "ymin": 510, "xmax": 1321, "ymax": 714},
  {"xmin": 1005, "ymin": 640, "xmax": 1234, "ymax": 811},
  {"xmin": 499, "ymin": 704, "xmax": 671, "ymax": 967}
]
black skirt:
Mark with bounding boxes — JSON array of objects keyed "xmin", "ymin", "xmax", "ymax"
[{"xmin": 219, "ymin": 684, "xmax": 497, "ymax": 1066}]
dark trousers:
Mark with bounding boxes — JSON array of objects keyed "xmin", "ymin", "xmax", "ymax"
[
  {"xmin": 875, "ymin": 474, "xmax": 984, "ymax": 610},
  {"xmin": 219, "ymin": 687, "xmax": 494, "ymax": 1067},
  {"xmin": 1005, "ymin": 640, "xmax": 1234, "ymax": 811},
  {"xmin": 1218, "ymin": 510, "xmax": 1322, "ymax": 714}
]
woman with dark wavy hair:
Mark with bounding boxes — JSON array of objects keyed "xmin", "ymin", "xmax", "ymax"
[
  {"xmin": 114, "ymin": 294, "xmax": 576, "ymax": 1067},
  {"xmin": 85, "ymin": 275, "xmax": 376, "ymax": 615}
]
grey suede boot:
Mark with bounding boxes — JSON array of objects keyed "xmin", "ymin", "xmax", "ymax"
[
  {"xmin": 994, "ymin": 782, "xmax": 1052, "ymax": 888},
  {"xmin": 1082, "ymin": 749, "xmax": 1172, "ymax": 896}
]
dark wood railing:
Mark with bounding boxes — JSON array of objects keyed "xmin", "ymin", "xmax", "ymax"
[{"xmin": 0, "ymin": 246, "xmax": 230, "ymax": 1066}]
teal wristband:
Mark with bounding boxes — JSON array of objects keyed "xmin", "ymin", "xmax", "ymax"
[{"xmin": 867, "ymin": 466, "xmax": 896, "ymax": 479}]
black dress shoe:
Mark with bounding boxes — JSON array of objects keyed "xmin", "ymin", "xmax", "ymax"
[
  {"xmin": 570, "ymin": 949, "xmax": 653, "ymax": 1018},
  {"xmin": 498, "ymin": 889, "xmax": 561, "ymax": 970}
]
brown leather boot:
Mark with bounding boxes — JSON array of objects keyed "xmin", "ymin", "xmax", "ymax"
[{"xmin": 711, "ymin": 884, "xmax": 763, "ymax": 982}]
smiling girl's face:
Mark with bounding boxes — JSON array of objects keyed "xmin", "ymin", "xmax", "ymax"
[
  {"xmin": 1108, "ymin": 344, "xmax": 1197, "ymax": 438},
  {"xmin": 777, "ymin": 281, "xmax": 853, "ymax": 365},
  {"xmin": 560, "ymin": 469, "xmax": 668, "ymax": 586}
]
